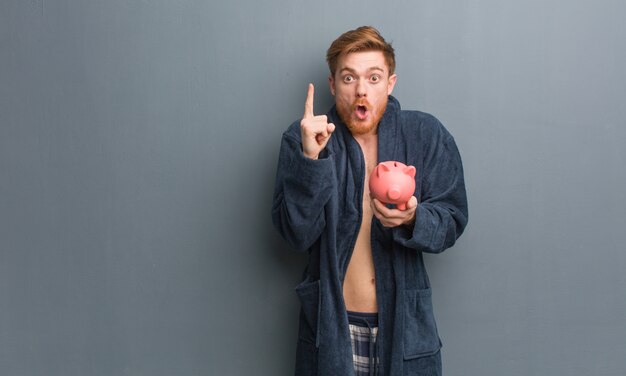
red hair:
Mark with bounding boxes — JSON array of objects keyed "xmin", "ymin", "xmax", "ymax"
[{"xmin": 326, "ymin": 26, "xmax": 396, "ymax": 76}]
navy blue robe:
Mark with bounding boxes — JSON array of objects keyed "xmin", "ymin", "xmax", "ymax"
[{"xmin": 272, "ymin": 96, "xmax": 468, "ymax": 375}]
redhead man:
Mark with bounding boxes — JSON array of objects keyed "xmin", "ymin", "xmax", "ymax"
[{"xmin": 272, "ymin": 26, "xmax": 468, "ymax": 376}]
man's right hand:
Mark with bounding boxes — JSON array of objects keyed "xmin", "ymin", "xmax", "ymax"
[{"xmin": 300, "ymin": 83, "xmax": 335, "ymax": 160}]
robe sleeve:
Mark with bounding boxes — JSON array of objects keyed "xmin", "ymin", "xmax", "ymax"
[
  {"xmin": 393, "ymin": 124, "xmax": 468, "ymax": 254},
  {"xmin": 271, "ymin": 128, "xmax": 336, "ymax": 252}
]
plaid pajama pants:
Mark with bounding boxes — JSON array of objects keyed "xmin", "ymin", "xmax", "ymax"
[{"xmin": 347, "ymin": 311, "xmax": 379, "ymax": 376}]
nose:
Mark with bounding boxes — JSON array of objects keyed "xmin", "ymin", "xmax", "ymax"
[
  {"xmin": 388, "ymin": 187, "xmax": 401, "ymax": 200},
  {"xmin": 356, "ymin": 79, "xmax": 367, "ymax": 98}
]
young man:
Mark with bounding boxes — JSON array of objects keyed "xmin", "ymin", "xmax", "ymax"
[{"xmin": 272, "ymin": 26, "xmax": 468, "ymax": 376}]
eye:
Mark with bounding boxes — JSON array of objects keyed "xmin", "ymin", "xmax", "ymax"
[
  {"xmin": 343, "ymin": 75, "xmax": 354, "ymax": 83},
  {"xmin": 371, "ymin": 74, "xmax": 381, "ymax": 83}
]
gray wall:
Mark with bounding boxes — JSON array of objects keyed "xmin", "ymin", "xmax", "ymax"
[{"xmin": 2, "ymin": 1, "xmax": 625, "ymax": 375}]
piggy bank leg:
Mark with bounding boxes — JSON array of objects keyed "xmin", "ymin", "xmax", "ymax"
[{"xmin": 397, "ymin": 202, "xmax": 407, "ymax": 210}]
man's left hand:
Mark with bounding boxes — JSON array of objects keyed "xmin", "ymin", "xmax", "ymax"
[{"xmin": 371, "ymin": 196, "xmax": 418, "ymax": 228}]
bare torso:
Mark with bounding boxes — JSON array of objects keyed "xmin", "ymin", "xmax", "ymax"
[{"xmin": 342, "ymin": 135, "xmax": 378, "ymax": 312}]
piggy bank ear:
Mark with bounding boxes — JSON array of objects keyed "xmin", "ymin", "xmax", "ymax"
[
  {"xmin": 377, "ymin": 163, "xmax": 391, "ymax": 177},
  {"xmin": 403, "ymin": 165, "xmax": 416, "ymax": 178}
]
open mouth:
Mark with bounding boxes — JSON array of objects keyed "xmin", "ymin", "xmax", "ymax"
[{"xmin": 355, "ymin": 105, "xmax": 369, "ymax": 120}]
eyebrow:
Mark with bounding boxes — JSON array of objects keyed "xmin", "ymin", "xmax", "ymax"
[{"xmin": 339, "ymin": 66, "xmax": 385, "ymax": 74}]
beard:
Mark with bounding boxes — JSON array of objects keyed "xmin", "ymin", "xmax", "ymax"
[{"xmin": 336, "ymin": 96, "xmax": 388, "ymax": 136}]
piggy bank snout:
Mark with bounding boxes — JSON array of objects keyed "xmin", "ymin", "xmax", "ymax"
[{"xmin": 387, "ymin": 187, "xmax": 402, "ymax": 200}]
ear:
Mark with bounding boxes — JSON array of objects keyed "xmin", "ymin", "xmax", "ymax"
[
  {"xmin": 387, "ymin": 73, "xmax": 397, "ymax": 96},
  {"xmin": 328, "ymin": 74, "xmax": 336, "ymax": 96},
  {"xmin": 377, "ymin": 162, "xmax": 390, "ymax": 177},
  {"xmin": 403, "ymin": 165, "xmax": 416, "ymax": 178}
]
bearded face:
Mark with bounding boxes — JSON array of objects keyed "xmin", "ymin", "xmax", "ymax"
[
  {"xmin": 335, "ymin": 95, "xmax": 388, "ymax": 136},
  {"xmin": 330, "ymin": 51, "xmax": 397, "ymax": 136}
]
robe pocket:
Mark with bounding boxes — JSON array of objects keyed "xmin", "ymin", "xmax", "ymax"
[
  {"xmin": 295, "ymin": 277, "xmax": 321, "ymax": 347},
  {"xmin": 403, "ymin": 288, "xmax": 442, "ymax": 360}
]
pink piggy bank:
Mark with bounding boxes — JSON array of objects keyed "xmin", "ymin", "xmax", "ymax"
[{"xmin": 369, "ymin": 161, "xmax": 416, "ymax": 210}]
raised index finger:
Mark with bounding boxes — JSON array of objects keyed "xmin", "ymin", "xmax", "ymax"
[{"xmin": 303, "ymin": 83, "xmax": 314, "ymax": 118}]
